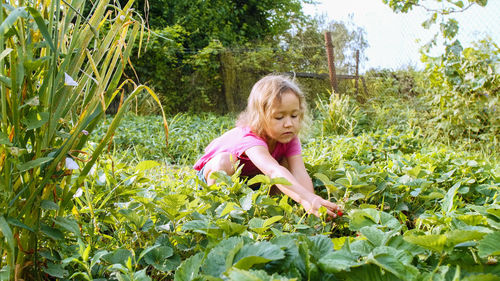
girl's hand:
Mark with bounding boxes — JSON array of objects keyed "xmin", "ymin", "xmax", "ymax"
[{"xmin": 302, "ymin": 194, "xmax": 343, "ymax": 218}]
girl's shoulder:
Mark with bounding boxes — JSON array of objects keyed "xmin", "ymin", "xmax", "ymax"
[
  {"xmin": 229, "ymin": 126, "xmax": 260, "ymax": 138},
  {"xmin": 214, "ymin": 126, "xmax": 263, "ymax": 143}
]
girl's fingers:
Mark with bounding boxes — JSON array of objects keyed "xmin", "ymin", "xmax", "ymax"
[
  {"xmin": 326, "ymin": 209, "xmax": 337, "ymax": 218},
  {"xmin": 306, "ymin": 196, "xmax": 342, "ymax": 218},
  {"xmin": 322, "ymin": 200, "xmax": 340, "ymax": 211}
]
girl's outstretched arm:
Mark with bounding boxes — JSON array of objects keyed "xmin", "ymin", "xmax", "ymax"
[
  {"xmin": 286, "ymin": 154, "xmax": 314, "ymax": 193},
  {"xmin": 245, "ymin": 146, "xmax": 340, "ymax": 217}
]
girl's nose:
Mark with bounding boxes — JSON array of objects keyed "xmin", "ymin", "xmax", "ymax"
[{"xmin": 284, "ymin": 117, "xmax": 293, "ymax": 127}]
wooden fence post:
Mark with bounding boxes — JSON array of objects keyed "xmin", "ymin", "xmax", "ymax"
[
  {"xmin": 219, "ymin": 50, "xmax": 236, "ymax": 112},
  {"xmin": 324, "ymin": 31, "xmax": 338, "ymax": 93}
]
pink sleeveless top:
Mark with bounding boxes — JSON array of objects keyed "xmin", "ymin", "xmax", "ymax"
[{"xmin": 193, "ymin": 126, "xmax": 301, "ymax": 176}]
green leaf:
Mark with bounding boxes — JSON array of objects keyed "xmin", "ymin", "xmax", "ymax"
[
  {"xmin": 52, "ymin": 217, "xmax": 81, "ymax": 237},
  {"xmin": 350, "ymin": 239, "xmax": 374, "ymax": 256},
  {"xmin": 349, "ymin": 208, "xmax": 380, "ymax": 231},
  {"xmin": 41, "ymin": 223, "xmax": 64, "ymax": 240},
  {"xmin": 82, "ymin": 245, "xmax": 91, "ymax": 262},
  {"xmin": 314, "ymin": 172, "xmax": 333, "ymax": 185},
  {"xmin": 6, "ymin": 217, "xmax": 34, "ymax": 232},
  {"xmin": 270, "ymin": 234, "xmax": 306, "ymax": 275},
  {"xmin": 0, "ymin": 131, "xmax": 11, "ymax": 145},
  {"xmin": 41, "ymin": 200, "xmax": 59, "ymax": 211},
  {"xmin": 0, "ymin": 48, "xmax": 12, "ymax": 61},
  {"xmin": 403, "ymin": 232, "xmax": 447, "ymax": 253},
  {"xmin": 118, "ymin": 208, "xmax": 148, "ymax": 229},
  {"xmin": 160, "ymin": 194, "xmax": 188, "ymax": 217},
  {"xmin": 233, "ymin": 242, "xmax": 285, "ymax": 270},
  {"xmin": 144, "ymin": 246, "xmax": 176, "ymax": 272},
  {"xmin": 17, "ymin": 156, "xmax": 53, "ymax": 172},
  {"xmin": 135, "ymin": 160, "xmax": 160, "ymax": 172},
  {"xmin": 486, "ymin": 207, "xmax": 500, "ymax": 219},
  {"xmin": 318, "ymin": 249, "xmax": 360, "ymax": 273},
  {"xmin": 453, "ymin": 1, "xmax": 464, "ymax": 8},
  {"xmin": 442, "ymin": 182, "xmax": 461, "ymax": 214},
  {"xmin": 462, "ymin": 274, "xmax": 500, "ymax": 281},
  {"xmin": 379, "ymin": 212, "xmax": 401, "ymax": 230},
  {"xmin": 248, "ymin": 218, "xmax": 265, "ymax": 229},
  {"xmin": 0, "ymin": 217, "xmax": 15, "ymax": 261},
  {"xmin": 0, "ymin": 7, "xmax": 28, "ymax": 36},
  {"xmin": 360, "ymin": 226, "xmax": 387, "ymax": 247},
  {"xmin": 367, "ymin": 252, "xmax": 418, "ymax": 280},
  {"xmin": 103, "ymin": 249, "xmax": 133, "ymax": 266},
  {"xmin": 217, "ymin": 220, "xmax": 246, "ymax": 236},
  {"xmin": 182, "ymin": 220, "xmax": 218, "ymax": 234},
  {"xmin": 445, "ymin": 230, "xmax": 487, "ymax": 247},
  {"xmin": 227, "ymin": 268, "xmax": 291, "ymax": 281},
  {"xmin": 248, "ymin": 174, "xmax": 271, "ymax": 186},
  {"xmin": 0, "ymin": 74, "xmax": 11, "ymax": 88},
  {"xmin": 43, "ymin": 262, "xmax": 68, "ymax": 278},
  {"xmin": 26, "ymin": 7, "xmax": 56, "ymax": 52},
  {"xmin": 22, "ymin": 111, "xmax": 49, "ymax": 130},
  {"xmin": 471, "ymin": 0, "xmax": 487, "ymax": 7},
  {"xmin": 133, "ymin": 268, "xmax": 152, "ymax": 281},
  {"xmin": 422, "ymin": 13, "xmax": 437, "ymax": 29},
  {"xmin": 202, "ymin": 236, "xmax": 244, "ymax": 277},
  {"xmin": 269, "ymin": 177, "xmax": 291, "ymax": 186},
  {"xmin": 477, "ymin": 231, "xmax": 500, "ymax": 257},
  {"xmin": 220, "ymin": 202, "xmax": 238, "ymax": 217},
  {"xmin": 249, "ymin": 217, "xmax": 280, "ymax": 234},
  {"xmin": 457, "ymin": 214, "xmax": 488, "ymax": 226},
  {"xmin": 239, "ymin": 193, "xmax": 253, "ymax": 211},
  {"xmin": 278, "ymin": 195, "xmax": 292, "ymax": 213},
  {"xmin": 263, "ymin": 216, "xmax": 283, "ymax": 228},
  {"xmin": 146, "ymin": 235, "xmax": 180, "ymax": 271},
  {"xmin": 308, "ymin": 235, "xmax": 335, "ymax": 260},
  {"xmin": 174, "ymin": 252, "xmax": 204, "ymax": 281},
  {"xmin": 90, "ymin": 250, "xmax": 109, "ymax": 269}
]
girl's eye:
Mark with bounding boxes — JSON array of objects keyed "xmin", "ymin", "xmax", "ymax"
[
  {"xmin": 291, "ymin": 115, "xmax": 298, "ymax": 118},
  {"xmin": 275, "ymin": 116, "xmax": 283, "ymax": 120}
]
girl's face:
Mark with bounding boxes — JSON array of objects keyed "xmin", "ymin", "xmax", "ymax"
[{"xmin": 266, "ymin": 90, "xmax": 301, "ymax": 144}]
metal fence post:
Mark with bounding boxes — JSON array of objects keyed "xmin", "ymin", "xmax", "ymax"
[
  {"xmin": 355, "ymin": 50, "xmax": 359, "ymax": 96},
  {"xmin": 324, "ymin": 31, "xmax": 338, "ymax": 93}
]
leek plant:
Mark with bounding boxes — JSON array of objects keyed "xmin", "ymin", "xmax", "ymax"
[{"xmin": 0, "ymin": 0, "xmax": 167, "ymax": 279}]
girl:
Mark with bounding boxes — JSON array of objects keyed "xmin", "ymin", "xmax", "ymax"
[{"xmin": 194, "ymin": 75, "xmax": 341, "ymax": 218}]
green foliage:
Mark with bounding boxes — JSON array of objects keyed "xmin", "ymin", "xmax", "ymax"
[
  {"xmin": 420, "ymin": 39, "xmax": 499, "ymax": 145},
  {"xmin": 314, "ymin": 93, "xmax": 363, "ymax": 135},
  {"xmin": 126, "ymin": 14, "xmax": 368, "ymax": 114},
  {"xmin": 131, "ymin": 0, "xmax": 310, "ymax": 47},
  {"xmin": 91, "ymin": 113, "xmax": 234, "ymax": 164},
  {"xmin": 21, "ymin": 111, "xmax": 498, "ymax": 279},
  {"xmin": 0, "ymin": 0, "xmax": 167, "ymax": 279}
]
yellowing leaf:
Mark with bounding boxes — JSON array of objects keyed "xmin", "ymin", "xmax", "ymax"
[{"xmin": 404, "ymin": 233, "xmax": 447, "ymax": 252}]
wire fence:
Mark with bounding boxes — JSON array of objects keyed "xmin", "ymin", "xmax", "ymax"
[
  {"xmin": 121, "ymin": 4, "xmax": 500, "ymax": 114},
  {"xmin": 358, "ymin": 3, "xmax": 500, "ymax": 71}
]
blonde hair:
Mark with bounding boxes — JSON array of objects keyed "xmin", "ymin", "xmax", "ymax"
[{"xmin": 237, "ymin": 75, "xmax": 307, "ymax": 138}]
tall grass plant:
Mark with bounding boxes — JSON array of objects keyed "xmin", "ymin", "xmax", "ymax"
[{"xmin": 0, "ymin": 0, "xmax": 167, "ymax": 278}]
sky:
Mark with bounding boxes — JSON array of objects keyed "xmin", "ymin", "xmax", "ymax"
[{"xmin": 303, "ymin": 0, "xmax": 500, "ymax": 72}]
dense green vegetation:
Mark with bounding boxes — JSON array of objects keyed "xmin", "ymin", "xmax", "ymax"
[
  {"xmin": 35, "ymin": 81, "xmax": 499, "ymax": 279},
  {"xmin": 1, "ymin": 0, "xmax": 499, "ymax": 280}
]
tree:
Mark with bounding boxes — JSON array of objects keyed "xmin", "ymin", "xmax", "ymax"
[
  {"xmin": 383, "ymin": 0, "xmax": 498, "ymax": 142},
  {"xmin": 382, "ymin": 0, "xmax": 488, "ymax": 45},
  {"xmin": 131, "ymin": 0, "xmax": 313, "ymax": 48}
]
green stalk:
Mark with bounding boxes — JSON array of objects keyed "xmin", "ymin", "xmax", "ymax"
[
  {"xmin": 0, "ymin": 2, "xmax": 6, "ymax": 133},
  {"xmin": 42, "ymin": 0, "xmax": 61, "ymax": 149},
  {"xmin": 1, "ymin": 0, "xmax": 169, "ymax": 277},
  {"xmin": 0, "ymin": 0, "xmax": 11, "ymax": 209}
]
